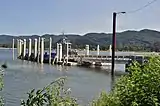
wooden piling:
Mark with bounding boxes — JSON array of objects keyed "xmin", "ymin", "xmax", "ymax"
[
  {"xmin": 40, "ymin": 38, "xmax": 44, "ymax": 64},
  {"xmin": 23, "ymin": 39, "xmax": 26, "ymax": 58},
  {"xmin": 28, "ymin": 39, "xmax": 32, "ymax": 60},
  {"xmin": 34, "ymin": 39, "xmax": 38, "ymax": 59},
  {"xmin": 12, "ymin": 39, "xmax": 15, "ymax": 60},
  {"xmin": 37, "ymin": 37, "xmax": 40, "ymax": 63},
  {"xmin": 49, "ymin": 37, "xmax": 52, "ymax": 64}
]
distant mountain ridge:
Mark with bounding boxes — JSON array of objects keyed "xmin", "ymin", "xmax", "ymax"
[{"xmin": 0, "ymin": 29, "xmax": 160, "ymax": 50}]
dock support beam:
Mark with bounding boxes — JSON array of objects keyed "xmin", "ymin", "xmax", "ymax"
[
  {"xmin": 37, "ymin": 37, "xmax": 40, "ymax": 63},
  {"xmin": 109, "ymin": 45, "xmax": 112, "ymax": 56},
  {"xmin": 40, "ymin": 38, "xmax": 44, "ymax": 64},
  {"xmin": 17, "ymin": 39, "xmax": 20, "ymax": 57},
  {"xmin": 66, "ymin": 43, "xmax": 69, "ymax": 63},
  {"xmin": 59, "ymin": 44, "xmax": 62, "ymax": 62},
  {"xmin": 19, "ymin": 40, "xmax": 22, "ymax": 58},
  {"xmin": 56, "ymin": 43, "xmax": 59, "ymax": 63},
  {"xmin": 12, "ymin": 39, "xmax": 15, "ymax": 60},
  {"xmin": 23, "ymin": 39, "xmax": 26, "ymax": 59},
  {"xmin": 86, "ymin": 45, "xmax": 89, "ymax": 56},
  {"xmin": 97, "ymin": 45, "xmax": 100, "ymax": 56},
  {"xmin": 28, "ymin": 39, "xmax": 32, "ymax": 60},
  {"xmin": 49, "ymin": 37, "xmax": 52, "ymax": 64},
  {"xmin": 34, "ymin": 39, "xmax": 37, "ymax": 59}
]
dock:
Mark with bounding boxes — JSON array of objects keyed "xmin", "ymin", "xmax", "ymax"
[{"xmin": 12, "ymin": 37, "xmax": 152, "ymax": 72}]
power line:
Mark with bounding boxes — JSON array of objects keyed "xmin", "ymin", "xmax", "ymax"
[{"xmin": 126, "ymin": 0, "xmax": 158, "ymax": 14}]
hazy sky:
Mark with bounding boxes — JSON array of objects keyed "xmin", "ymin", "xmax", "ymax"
[{"xmin": 0, "ymin": 0, "xmax": 159, "ymax": 35}]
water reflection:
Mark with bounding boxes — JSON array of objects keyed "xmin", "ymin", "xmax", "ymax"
[
  {"xmin": 39, "ymin": 63, "xmax": 44, "ymax": 72},
  {"xmin": 110, "ymin": 75, "xmax": 115, "ymax": 91},
  {"xmin": 56, "ymin": 65, "xmax": 62, "ymax": 71},
  {"xmin": 64, "ymin": 66, "xmax": 69, "ymax": 71}
]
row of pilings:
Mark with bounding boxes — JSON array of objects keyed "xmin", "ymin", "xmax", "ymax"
[{"xmin": 14, "ymin": 37, "xmax": 71, "ymax": 65}]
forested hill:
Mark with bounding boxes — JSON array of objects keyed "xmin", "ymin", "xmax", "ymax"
[{"xmin": 0, "ymin": 29, "xmax": 160, "ymax": 51}]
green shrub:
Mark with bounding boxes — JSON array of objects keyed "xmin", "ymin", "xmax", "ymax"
[
  {"xmin": 92, "ymin": 56, "xmax": 160, "ymax": 106},
  {"xmin": 21, "ymin": 77, "xmax": 78, "ymax": 106},
  {"xmin": 0, "ymin": 69, "xmax": 4, "ymax": 106},
  {"xmin": 92, "ymin": 91, "xmax": 120, "ymax": 106}
]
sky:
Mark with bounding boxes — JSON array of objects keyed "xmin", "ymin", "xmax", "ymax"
[{"xmin": 0, "ymin": 0, "xmax": 159, "ymax": 35}]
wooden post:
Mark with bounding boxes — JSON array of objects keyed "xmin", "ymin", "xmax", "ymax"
[
  {"xmin": 40, "ymin": 38, "xmax": 44, "ymax": 64},
  {"xmin": 86, "ymin": 45, "xmax": 89, "ymax": 56},
  {"xmin": 56, "ymin": 43, "xmax": 59, "ymax": 63},
  {"xmin": 17, "ymin": 39, "xmax": 19, "ymax": 57},
  {"xmin": 28, "ymin": 39, "xmax": 32, "ymax": 60},
  {"xmin": 59, "ymin": 44, "xmax": 62, "ymax": 62},
  {"xmin": 34, "ymin": 39, "xmax": 38, "ymax": 59},
  {"xmin": 19, "ymin": 39, "xmax": 22, "ymax": 57},
  {"xmin": 66, "ymin": 43, "xmax": 69, "ymax": 63},
  {"xmin": 23, "ymin": 39, "xmax": 26, "ymax": 58},
  {"xmin": 97, "ymin": 45, "xmax": 100, "ymax": 56},
  {"xmin": 12, "ymin": 39, "xmax": 15, "ymax": 60},
  {"xmin": 49, "ymin": 37, "xmax": 52, "ymax": 64},
  {"xmin": 37, "ymin": 37, "xmax": 40, "ymax": 63}
]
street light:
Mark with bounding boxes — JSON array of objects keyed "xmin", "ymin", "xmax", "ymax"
[{"xmin": 111, "ymin": 12, "xmax": 126, "ymax": 76}]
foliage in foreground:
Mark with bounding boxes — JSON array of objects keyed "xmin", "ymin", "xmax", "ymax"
[
  {"xmin": 21, "ymin": 77, "xmax": 78, "ymax": 106},
  {"xmin": 92, "ymin": 91, "xmax": 120, "ymax": 106},
  {"xmin": 0, "ymin": 68, "xmax": 4, "ymax": 106},
  {"xmin": 21, "ymin": 56, "xmax": 160, "ymax": 106},
  {"xmin": 92, "ymin": 56, "xmax": 160, "ymax": 106}
]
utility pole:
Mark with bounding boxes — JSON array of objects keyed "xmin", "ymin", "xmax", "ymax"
[
  {"xmin": 111, "ymin": 12, "xmax": 126, "ymax": 76},
  {"xmin": 111, "ymin": 12, "xmax": 117, "ymax": 76}
]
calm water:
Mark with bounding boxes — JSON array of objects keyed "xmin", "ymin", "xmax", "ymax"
[{"xmin": 0, "ymin": 49, "xmax": 123, "ymax": 106}]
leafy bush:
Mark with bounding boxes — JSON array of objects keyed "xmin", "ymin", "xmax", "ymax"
[
  {"xmin": 21, "ymin": 77, "xmax": 78, "ymax": 106},
  {"xmin": 0, "ymin": 69, "xmax": 4, "ymax": 106},
  {"xmin": 92, "ymin": 56, "xmax": 160, "ymax": 106},
  {"xmin": 92, "ymin": 91, "xmax": 120, "ymax": 106}
]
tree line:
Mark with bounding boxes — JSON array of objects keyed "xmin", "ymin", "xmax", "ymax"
[{"xmin": 1, "ymin": 41, "xmax": 160, "ymax": 52}]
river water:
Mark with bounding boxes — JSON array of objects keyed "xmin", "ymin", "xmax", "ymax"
[{"xmin": 0, "ymin": 48, "xmax": 124, "ymax": 106}]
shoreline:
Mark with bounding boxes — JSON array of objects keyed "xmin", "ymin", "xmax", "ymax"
[{"xmin": 0, "ymin": 47, "xmax": 159, "ymax": 54}]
